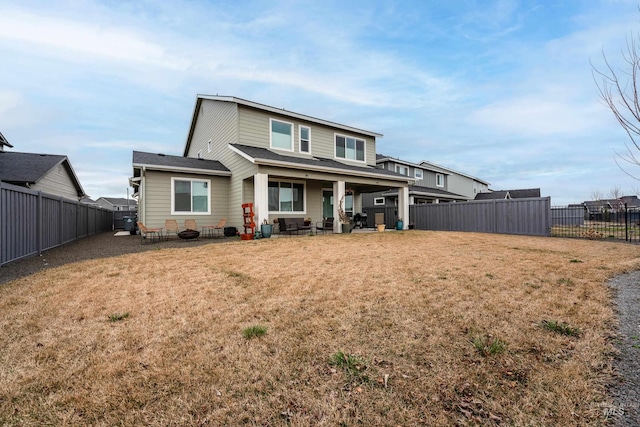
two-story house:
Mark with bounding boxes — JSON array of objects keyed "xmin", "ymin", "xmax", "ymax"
[
  {"xmin": 362, "ymin": 155, "xmax": 489, "ymax": 206},
  {"xmin": 131, "ymin": 95, "xmax": 413, "ymax": 232}
]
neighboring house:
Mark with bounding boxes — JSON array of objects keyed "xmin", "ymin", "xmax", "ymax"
[
  {"xmin": 0, "ymin": 131, "xmax": 12, "ymax": 152},
  {"xmin": 0, "ymin": 151, "xmax": 86, "ymax": 200},
  {"xmin": 363, "ymin": 154, "xmax": 489, "ymax": 206},
  {"xmin": 80, "ymin": 197, "xmax": 99, "ymax": 206},
  {"xmin": 474, "ymin": 188, "xmax": 541, "ymax": 201},
  {"xmin": 96, "ymin": 197, "xmax": 138, "ymax": 211},
  {"xmin": 131, "ymin": 95, "xmax": 414, "ymax": 232}
]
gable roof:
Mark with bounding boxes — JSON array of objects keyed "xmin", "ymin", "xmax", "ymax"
[
  {"xmin": 376, "ymin": 153, "xmax": 490, "ymax": 185},
  {"xmin": 132, "ymin": 151, "xmax": 231, "ymax": 176},
  {"xmin": 0, "ymin": 151, "xmax": 85, "ymax": 196},
  {"xmin": 97, "ymin": 197, "xmax": 137, "ymax": 206},
  {"xmin": 184, "ymin": 95, "xmax": 383, "ymax": 156},
  {"xmin": 0, "ymin": 131, "xmax": 12, "ymax": 149},
  {"xmin": 229, "ymin": 144, "xmax": 414, "ymax": 182}
]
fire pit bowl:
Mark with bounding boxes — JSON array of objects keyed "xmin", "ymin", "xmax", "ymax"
[{"xmin": 178, "ymin": 229, "xmax": 200, "ymax": 240}]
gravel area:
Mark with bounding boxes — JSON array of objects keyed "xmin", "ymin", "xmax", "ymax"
[
  {"xmin": 0, "ymin": 231, "xmax": 237, "ymax": 286},
  {"xmin": 608, "ymin": 271, "xmax": 640, "ymax": 426},
  {"xmin": 0, "ymin": 232, "xmax": 638, "ymax": 425}
]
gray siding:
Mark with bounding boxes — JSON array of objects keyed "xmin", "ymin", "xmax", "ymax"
[
  {"xmin": 142, "ymin": 170, "xmax": 230, "ymax": 229},
  {"xmin": 32, "ymin": 164, "xmax": 80, "ymax": 200}
]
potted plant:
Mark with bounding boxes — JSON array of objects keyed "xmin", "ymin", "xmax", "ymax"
[
  {"xmin": 338, "ymin": 194, "xmax": 352, "ymax": 234},
  {"xmin": 260, "ymin": 219, "xmax": 273, "ymax": 238},
  {"xmin": 304, "ymin": 217, "xmax": 312, "ymax": 226}
]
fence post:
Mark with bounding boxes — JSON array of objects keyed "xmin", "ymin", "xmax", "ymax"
[
  {"xmin": 625, "ymin": 203, "xmax": 629, "ymax": 242},
  {"xmin": 37, "ymin": 191, "xmax": 42, "ymax": 256}
]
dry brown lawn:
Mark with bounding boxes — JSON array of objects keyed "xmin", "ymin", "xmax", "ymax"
[{"xmin": 1, "ymin": 231, "xmax": 638, "ymax": 426}]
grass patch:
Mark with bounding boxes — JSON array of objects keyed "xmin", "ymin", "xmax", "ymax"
[
  {"xmin": 329, "ymin": 351, "xmax": 369, "ymax": 382},
  {"xmin": 0, "ymin": 232, "xmax": 638, "ymax": 425},
  {"xmin": 542, "ymin": 320, "xmax": 580, "ymax": 337},
  {"xmin": 108, "ymin": 312, "xmax": 129, "ymax": 322},
  {"xmin": 242, "ymin": 325, "xmax": 267, "ymax": 339},
  {"xmin": 472, "ymin": 335, "xmax": 507, "ymax": 356}
]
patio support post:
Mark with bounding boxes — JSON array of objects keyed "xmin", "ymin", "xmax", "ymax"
[
  {"xmin": 334, "ymin": 180, "xmax": 345, "ymax": 233},
  {"xmin": 398, "ymin": 185, "xmax": 409, "ymax": 230},
  {"xmin": 254, "ymin": 173, "xmax": 269, "ymax": 226}
]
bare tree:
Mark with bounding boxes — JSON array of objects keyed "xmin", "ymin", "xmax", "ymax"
[
  {"xmin": 608, "ymin": 185, "xmax": 623, "ymax": 199},
  {"xmin": 592, "ymin": 33, "xmax": 640, "ymax": 180},
  {"xmin": 590, "ymin": 189, "xmax": 604, "ymax": 201}
]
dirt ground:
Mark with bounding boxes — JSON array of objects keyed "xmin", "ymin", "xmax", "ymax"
[{"xmin": 0, "ymin": 231, "xmax": 236, "ymax": 285}]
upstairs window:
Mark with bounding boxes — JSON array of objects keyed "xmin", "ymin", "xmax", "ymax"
[
  {"xmin": 172, "ymin": 178, "xmax": 210, "ymax": 214},
  {"xmin": 335, "ymin": 134, "xmax": 365, "ymax": 162},
  {"xmin": 207, "ymin": 139, "xmax": 212, "ymax": 153},
  {"xmin": 396, "ymin": 165, "xmax": 409, "ymax": 176},
  {"xmin": 436, "ymin": 173, "xmax": 445, "ymax": 187},
  {"xmin": 374, "ymin": 197, "xmax": 385, "ymax": 206},
  {"xmin": 415, "ymin": 169, "xmax": 423, "ymax": 179},
  {"xmin": 299, "ymin": 126, "xmax": 310, "ymax": 153},
  {"xmin": 270, "ymin": 119, "xmax": 293, "ymax": 151}
]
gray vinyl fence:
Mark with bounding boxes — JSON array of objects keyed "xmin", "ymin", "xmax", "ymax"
[
  {"xmin": 363, "ymin": 197, "xmax": 551, "ymax": 236},
  {"xmin": 1, "ymin": 181, "xmax": 114, "ymax": 266}
]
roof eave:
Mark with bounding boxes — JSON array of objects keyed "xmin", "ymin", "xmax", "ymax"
[
  {"xmin": 197, "ymin": 95, "xmax": 383, "ymax": 138},
  {"xmin": 133, "ymin": 162, "xmax": 232, "ymax": 176}
]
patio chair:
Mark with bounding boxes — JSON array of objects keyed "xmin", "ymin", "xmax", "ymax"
[
  {"xmin": 164, "ymin": 219, "xmax": 180, "ymax": 240},
  {"xmin": 316, "ymin": 217, "xmax": 334, "ymax": 234},
  {"xmin": 202, "ymin": 218, "xmax": 226, "ymax": 238},
  {"xmin": 137, "ymin": 221, "xmax": 162, "ymax": 244}
]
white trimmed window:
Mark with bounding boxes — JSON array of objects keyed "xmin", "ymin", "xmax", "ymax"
[
  {"xmin": 268, "ymin": 180, "xmax": 305, "ymax": 212},
  {"xmin": 374, "ymin": 197, "xmax": 385, "ymax": 206},
  {"xmin": 270, "ymin": 118, "xmax": 293, "ymax": 151},
  {"xmin": 299, "ymin": 126, "xmax": 310, "ymax": 153},
  {"xmin": 171, "ymin": 178, "xmax": 211, "ymax": 215},
  {"xmin": 436, "ymin": 173, "xmax": 444, "ymax": 187},
  {"xmin": 396, "ymin": 165, "xmax": 409, "ymax": 176},
  {"xmin": 415, "ymin": 169, "xmax": 423, "ymax": 179},
  {"xmin": 207, "ymin": 139, "xmax": 212, "ymax": 153},
  {"xmin": 335, "ymin": 134, "xmax": 365, "ymax": 162}
]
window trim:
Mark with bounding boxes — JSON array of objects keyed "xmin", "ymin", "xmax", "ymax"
[
  {"xmin": 207, "ymin": 139, "xmax": 212, "ymax": 153},
  {"xmin": 270, "ymin": 118, "xmax": 294, "ymax": 152},
  {"xmin": 170, "ymin": 177, "xmax": 211, "ymax": 215},
  {"xmin": 414, "ymin": 169, "xmax": 423, "ymax": 179},
  {"xmin": 334, "ymin": 133, "xmax": 366, "ymax": 163},
  {"xmin": 395, "ymin": 165, "xmax": 409, "ymax": 176},
  {"xmin": 299, "ymin": 125, "xmax": 311, "ymax": 154},
  {"xmin": 374, "ymin": 197, "xmax": 385, "ymax": 206},
  {"xmin": 436, "ymin": 173, "xmax": 445, "ymax": 188},
  {"xmin": 268, "ymin": 179, "xmax": 307, "ymax": 214}
]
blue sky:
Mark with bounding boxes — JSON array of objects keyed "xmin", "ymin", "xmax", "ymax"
[{"xmin": 1, "ymin": 0, "xmax": 639, "ymax": 205}]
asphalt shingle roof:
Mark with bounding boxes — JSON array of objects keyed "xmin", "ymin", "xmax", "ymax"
[
  {"xmin": 0, "ymin": 151, "xmax": 68, "ymax": 183},
  {"xmin": 133, "ymin": 151, "xmax": 230, "ymax": 173},
  {"xmin": 231, "ymin": 144, "xmax": 410, "ymax": 179},
  {"xmin": 382, "ymin": 185, "xmax": 467, "ymax": 199}
]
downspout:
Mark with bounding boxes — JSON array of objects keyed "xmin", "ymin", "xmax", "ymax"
[{"xmin": 141, "ymin": 166, "xmax": 146, "ymax": 225}]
